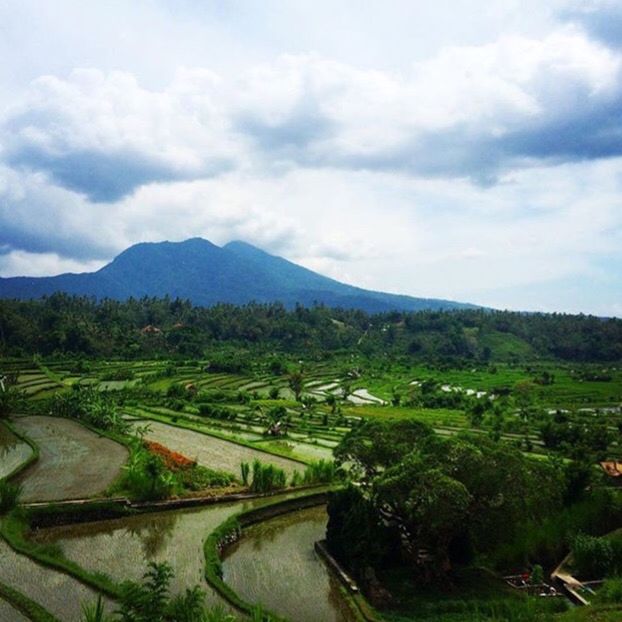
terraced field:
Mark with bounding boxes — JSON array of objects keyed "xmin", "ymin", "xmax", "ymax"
[
  {"xmin": 0, "ymin": 422, "xmax": 32, "ymax": 479},
  {"xmin": 0, "ymin": 598, "xmax": 29, "ymax": 622},
  {"xmin": 28, "ymin": 488, "xmax": 326, "ymax": 609},
  {"xmin": 223, "ymin": 505, "xmax": 354, "ymax": 622},
  {"xmin": 128, "ymin": 419, "xmax": 303, "ymax": 476},
  {"xmin": 0, "ymin": 539, "xmax": 112, "ymax": 621},
  {"xmin": 13, "ymin": 416, "xmax": 128, "ymax": 502}
]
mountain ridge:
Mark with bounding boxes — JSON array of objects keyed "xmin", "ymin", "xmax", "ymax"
[{"xmin": 0, "ymin": 238, "xmax": 478, "ymax": 312}]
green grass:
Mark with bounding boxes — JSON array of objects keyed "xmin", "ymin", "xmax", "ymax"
[
  {"xmin": 378, "ymin": 566, "xmax": 567, "ymax": 621},
  {"xmin": 0, "ymin": 579, "xmax": 61, "ymax": 622}
]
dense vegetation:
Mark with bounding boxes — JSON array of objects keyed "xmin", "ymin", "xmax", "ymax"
[
  {"xmin": 327, "ymin": 420, "xmax": 622, "ymax": 619},
  {"xmin": 1, "ymin": 294, "xmax": 622, "ymax": 361},
  {"xmin": 1, "ymin": 294, "xmax": 621, "ymax": 621}
]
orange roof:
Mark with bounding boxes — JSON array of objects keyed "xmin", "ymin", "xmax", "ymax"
[{"xmin": 600, "ymin": 461, "xmax": 622, "ymax": 477}]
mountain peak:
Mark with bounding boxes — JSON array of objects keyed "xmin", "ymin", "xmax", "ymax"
[{"xmin": 0, "ymin": 238, "xmax": 477, "ymax": 312}]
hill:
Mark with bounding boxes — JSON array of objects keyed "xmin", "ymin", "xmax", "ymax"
[{"xmin": 0, "ymin": 238, "xmax": 475, "ymax": 312}]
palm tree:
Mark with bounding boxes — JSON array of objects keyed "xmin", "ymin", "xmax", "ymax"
[{"xmin": 288, "ymin": 370, "xmax": 304, "ymax": 402}]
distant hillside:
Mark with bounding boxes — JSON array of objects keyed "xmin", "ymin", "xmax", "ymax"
[
  {"xmin": 1, "ymin": 296, "xmax": 621, "ymax": 361},
  {"xmin": 0, "ymin": 238, "xmax": 476, "ymax": 313}
]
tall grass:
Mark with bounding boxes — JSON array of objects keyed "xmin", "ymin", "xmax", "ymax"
[
  {"xmin": 249, "ymin": 460, "xmax": 287, "ymax": 493},
  {"xmin": 240, "ymin": 461, "xmax": 250, "ymax": 487},
  {"xmin": 301, "ymin": 459, "xmax": 339, "ymax": 485}
]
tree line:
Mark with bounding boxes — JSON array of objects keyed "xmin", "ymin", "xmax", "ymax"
[{"xmin": 0, "ymin": 293, "xmax": 621, "ymax": 361}]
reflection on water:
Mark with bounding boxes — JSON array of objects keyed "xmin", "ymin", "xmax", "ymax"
[
  {"xmin": 125, "ymin": 512, "xmax": 177, "ymax": 558},
  {"xmin": 223, "ymin": 506, "xmax": 356, "ymax": 622},
  {"xmin": 0, "ymin": 422, "xmax": 32, "ymax": 479},
  {"xmin": 0, "ymin": 540, "xmax": 111, "ymax": 622},
  {"xmin": 29, "ymin": 489, "xmax": 322, "ymax": 607}
]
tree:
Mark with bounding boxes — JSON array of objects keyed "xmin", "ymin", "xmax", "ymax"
[
  {"xmin": 329, "ymin": 426, "xmax": 564, "ymax": 580},
  {"xmin": 325, "ymin": 393, "xmax": 338, "ymax": 415},
  {"xmin": 374, "ymin": 458, "xmax": 471, "ymax": 575},
  {"xmin": 334, "ymin": 419, "xmax": 432, "ymax": 481},
  {"xmin": 288, "ymin": 370, "xmax": 304, "ymax": 402}
]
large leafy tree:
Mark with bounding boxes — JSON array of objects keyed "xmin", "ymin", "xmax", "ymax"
[
  {"xmin": 374, "ymin": 457, "xmax": 471, "ymax": 573},
  {"xmin": 329, "ymin": 427, "xmax": 564, "ymax": 580},
  {"xmin": 334, "ymin": 419, "xmax": 432, "ymax": 481}
]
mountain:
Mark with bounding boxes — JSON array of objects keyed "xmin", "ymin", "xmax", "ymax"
[{"xmin": 0, "ymin": 238, "xmax": 476, "ymax": 312}]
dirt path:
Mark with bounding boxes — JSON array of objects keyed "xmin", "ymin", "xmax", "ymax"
[{"xmin": 12, "ymin": 416, "xmax": 128, "ymax": 502}]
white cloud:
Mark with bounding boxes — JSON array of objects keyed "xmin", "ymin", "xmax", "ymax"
[
  {"xmin": 0, "ymin": 249, "xmax": 103, "ymax": 277},
  {"xmin": 0, "ymin": 1, "xmax": 621, "ymax": 314}
]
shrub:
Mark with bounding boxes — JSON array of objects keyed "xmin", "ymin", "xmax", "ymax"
[
  {"xmin": 572, "ymin": 533, "xmax": 615, "ymax": 578},
  {"xmin": 144, "ymin": 441, "xmax": 196, "ymax": 471},
  {"xmin": 179, "ymin": 466, "xmax": 234, "ymax": 491},
  {"xmin": 596, "ymin": 576, "xmax": 622, "ymax": 604},
  {"xmin": 198, "ymin": 403, "xmax": 213, "ymax": 416},
  {"xmin": 122, "ymin": 444, "xmax": 178, "ymax": 501}
]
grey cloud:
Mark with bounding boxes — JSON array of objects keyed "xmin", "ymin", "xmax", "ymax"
[
  {"xmin": 0, "ymin": 219, "xmax": 112, "ymax": 260},
  {"xmin": 6, "ymin": 146, "xmax": 233, "ymax": 203},
  {"xmin": 8, "ymin": 147, "xmax": 180, "ymax": 202},
  {"xmin": 235, "ymin": 94, "xmax": 335, "ymax": 161},
  {"xmin": 562, "ymin": 3, "xmax": 622, "ymax": 48}
]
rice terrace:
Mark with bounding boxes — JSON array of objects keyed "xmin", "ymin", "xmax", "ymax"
[
  {"xmin": 3, "ymin": 2, "xmax": 622, "ymax": 620},
  {"xmin": 0, "ymin": 298, "xmax": 620, "ymax": 622}
]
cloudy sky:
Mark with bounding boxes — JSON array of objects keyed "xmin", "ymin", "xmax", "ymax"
[{"xmin": 1, "ymin": 0, "xmax": 621, "ymax": 315}]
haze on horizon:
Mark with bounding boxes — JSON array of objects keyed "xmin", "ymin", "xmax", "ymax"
[{"xmin": 1, "ymin": 0, "xmax": 621, "ymax": 316}]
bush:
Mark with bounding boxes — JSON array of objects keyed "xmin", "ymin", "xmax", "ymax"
[
  {"xmin": 121, "ymin": 443, "xmax": 178, "ymax": 501},
  {"xmin": 571, "ymin": 533, "xmax": 615, "ymax": 578},
  {"xmin": 0, "ymin": 479, "xmax": 22, "ymax": 513},
  {"xmin": 48, "ymin": 388, "xmax": 128, "ymax": 434},
  {"xmin": 179, "ymin": 466, "xmax": 234, "ymax": 491},
  {"xmin": 596, "ymin": 576, "xmax": 622, "ymax": 604},
  {"xmin": 121, "ymin": 440, "xmax": 235, "ymax": 500}
]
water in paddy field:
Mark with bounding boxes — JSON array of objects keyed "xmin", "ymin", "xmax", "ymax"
[
  {"xmin": 28, "ymin": 489, "xmax": 324, "ymax": 609},
  {"xmin": 0, "ymin": 422, "xmax": 32, "ymax": 478},
  {"xmin": 0, "ymin": 539, "xmax": 112, "ymax": 622},
  {"xmin": 223, "ymin": 505, "xmax": 357, "ymax": 622}
]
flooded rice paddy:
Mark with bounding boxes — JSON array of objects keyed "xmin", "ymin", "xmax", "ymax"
[
  {"xmin": 0, "ymin": 422, "xmax": 32, "ymax": 479},
  {"xmin": 0, "ymin": 539, "xmax": 111, "ymax": 622},
  {"xmin": 223, "ymin": 505, "xmax": 356, "ymax": 622},
  {"xmin": 0, "ymin": 598, "xmax": 30, "ymax": 621},
  {"xmin": 29, "ymin": 489, "xmax": 322, "ymax": 609},
  {"xmin": 12, "ymin": 416, "xmax": 128, "ymax": 502},
  {"xmin": 129, "ymin": 419, "xmax": 302, "ymax": 476}
]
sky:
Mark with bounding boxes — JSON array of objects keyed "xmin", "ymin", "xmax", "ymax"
[{"xmin": 1, "ymin": 0, "xmax": 621, "ymax": 316}]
